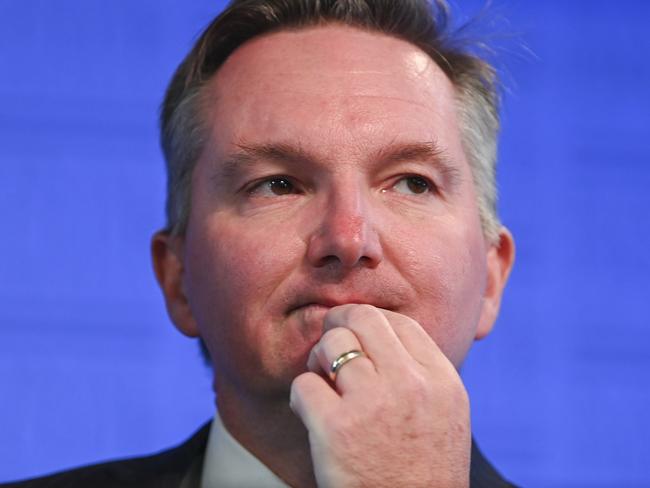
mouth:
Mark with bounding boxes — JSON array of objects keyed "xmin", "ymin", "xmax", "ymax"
[
  {"xmin": 286, "ymin": 297, "xmax": 396, "ymax": 316},
  {"xmin": 287, "ymin": 300, "xmax": 396, "ymax": 339},
  {"xmin": 284, "ymin": 294, "xmax": 400, "ymax": 346}
]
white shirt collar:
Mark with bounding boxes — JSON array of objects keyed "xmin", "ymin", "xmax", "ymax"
[{"xmin": 200, "ymin": 412, "xmax": 290, "ymax": 488}]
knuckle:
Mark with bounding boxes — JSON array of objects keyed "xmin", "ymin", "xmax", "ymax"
[
  {"xmin": 347, "ymin": 303, "xmax": 385, "ymax": 328},
  {"xmin": 449, "ymin": 380, "xmax": 470, "ymax": 407},
  {"xmin": 400, "ymin": 369, "xmax": 434, "ymax": 400},
  {"xmin": 401, "ymin": 314, "xmax": 423, "ymax": 331},
  {"xmin": 318, "ymin": 327, "xmax": 355, "ymax": 358},
  {"xmin": 321, "ymin": 326, "xmax": 350, "ymax": 345},
  {"xmin": 436, "ymin": 377, "xmax": 470, "ymax": 413},
  {"xmin": 355, "ymin": 303, "xmax": 381, "ymax": 317},
  {"xmin": 290, "ymin": 371, "xmax": 310, "ymax": 394}
]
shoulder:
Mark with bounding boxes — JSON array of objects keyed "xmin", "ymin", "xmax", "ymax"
[
  {"xmin": 1, "ymin": 422, "xmax": 211, "ymax": 488},
  {"xmin": 470, "ymin": 439, "xmax": 520, "ymax": 488}
]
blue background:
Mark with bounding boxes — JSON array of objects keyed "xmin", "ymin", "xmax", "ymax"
[{"xmin": 1, "ymin": 1, "xmax": 648, "ymax": 486}]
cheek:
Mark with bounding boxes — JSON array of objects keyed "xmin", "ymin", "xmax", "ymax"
[
  {"xmin": 183, "ymin": 215, "xmax": 301, "ymax": 338},
  {"xmin": 183, "ymin": 214, "xmax": 311, "ymax": 390},
  {"xmin": 394, "ymin": 217, "xmax": 487, "ymax": 366}
]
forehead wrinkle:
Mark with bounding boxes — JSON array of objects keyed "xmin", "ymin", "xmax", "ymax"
[{"xmin": 342, "ymin": 93, "xmax": 437, "ymax": 110}]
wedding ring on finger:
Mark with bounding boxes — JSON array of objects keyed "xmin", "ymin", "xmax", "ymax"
[{"xmin": 329, "ymin": 350, "xmax": 367, "ymax": 382}]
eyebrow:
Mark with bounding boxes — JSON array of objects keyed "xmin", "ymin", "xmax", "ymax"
[
  {"xmin": 372, "ymin": 140, "xmax": 462, "ymax": 185},
  {"xmin": 215, "ymin": 140, "xmax": 462, "ymax": 187},
  {"xmin": 216, "ymin": 142, "xmax": 317, "ymax": 182}
]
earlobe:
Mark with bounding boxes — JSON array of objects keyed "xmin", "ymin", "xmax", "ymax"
[
  {"xmin": 475, "ymin": 227, "xmax": 515, "ymax": 340},
  {"xmin": 151, "ymin": 231, "xmax": 200, "ymax": 338}
]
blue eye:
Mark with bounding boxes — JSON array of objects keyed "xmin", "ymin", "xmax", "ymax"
[{"xmin": 393, "ymin": 175, "xmax": 432, "ymax": 195}]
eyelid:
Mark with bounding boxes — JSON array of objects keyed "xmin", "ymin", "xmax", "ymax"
[
  {"xmin": 388, "ymin": 173, "xmax": 439, "ymax": 194},
  {"xmin": 245, "ymin": 174, "xmax": 301, "ymax": 196}
]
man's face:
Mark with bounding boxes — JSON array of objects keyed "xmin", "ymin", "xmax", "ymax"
[{"xmin": 165, "ymin": 25, "xmax": 511, "ymax": 399}]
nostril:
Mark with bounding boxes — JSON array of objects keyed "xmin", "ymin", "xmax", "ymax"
[
  {"xmin": 312, "ymin": 253, "xmax": 379, "ymax": 271},
  {"xmin": 315, "ymin": 255, "xmax": 337, "ymax": 268},
  {"xmin": 306, "ymin": 205, "xmax": 383, "ymax": 269}
]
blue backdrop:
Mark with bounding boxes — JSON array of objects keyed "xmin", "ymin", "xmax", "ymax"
[{"xmin": 1, "ymin": 1, "xmax": 648, "ymax": 486}]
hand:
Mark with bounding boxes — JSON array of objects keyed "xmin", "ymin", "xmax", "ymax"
[{"xmin": 290, "ymin": 304, "xmax": 471, "ymax": 488}]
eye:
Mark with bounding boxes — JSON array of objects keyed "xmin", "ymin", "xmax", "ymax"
[
  {"xmin": 248, "ymin": 176, "xmax": 298, "ymax": 197},
  {"xmin": 392, "ymin": 175, "xmax": 434, "ymax": 195}
]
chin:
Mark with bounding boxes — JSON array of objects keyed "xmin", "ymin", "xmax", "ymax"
[{"xmin": 219, "ymin": 351, "xmax": 312, "ymax": 402}]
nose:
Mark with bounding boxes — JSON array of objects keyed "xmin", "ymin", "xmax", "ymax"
[{"xmin": 306, "ymin": 186, "xmax": 383, "ymax": 270}]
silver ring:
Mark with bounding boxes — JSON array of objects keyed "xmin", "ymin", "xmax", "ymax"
[{"xmin": 329, "ymin": 350, "xmax": 366, "ymax": 382}]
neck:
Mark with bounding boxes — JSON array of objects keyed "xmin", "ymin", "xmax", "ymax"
[{"xmin": 216, "ymin": 385, "xmax": 317, "ymax": 488}]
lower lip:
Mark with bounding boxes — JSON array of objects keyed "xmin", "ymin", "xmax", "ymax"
[{"xmin": 292, "ymin": 304, "xmax": 330, "ymax": 330}]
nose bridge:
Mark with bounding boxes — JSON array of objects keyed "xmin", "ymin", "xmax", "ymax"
[
  {"xmin": 328, "ymin": 179, "xmax": 366, "ymax": 232},
  {"xmin": 307, "ymin": 177, "xmax": 382, "ymax": 269}
]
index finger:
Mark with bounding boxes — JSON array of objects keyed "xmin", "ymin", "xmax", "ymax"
[
  {"xmin": 324, "ymin": 305, "xmax": 447, "ymax": 372},
  {"xmin": 378, "ymin": 308, "xmax": 449, "ymax": 371},
  {"xmin": 323, "ymin": 304, "xmax": 413, "ymax": 373}
]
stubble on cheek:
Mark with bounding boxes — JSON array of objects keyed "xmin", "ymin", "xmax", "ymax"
[
  {"xmin": 393, "ymin": 222, "xmax": 486, "ymax": 367},
  {"xmin": 189, "ymin": 222, "xmax": 317, "ymax": 391}
]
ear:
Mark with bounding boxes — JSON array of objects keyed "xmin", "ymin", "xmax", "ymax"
[
  {"xmin": 151, "ymin": 231, "xmax": 200, "ymax": 337},
  {"xmin": 475, "ymin": 227, "xmax": 515, "ymax": 340}
]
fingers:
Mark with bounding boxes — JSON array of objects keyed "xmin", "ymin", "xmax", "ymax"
[
  {"xmin": 290, "ymin": 372, "xmax": 339, "ymax": 432},
  {"xmin": 292, "ymin": 304, "xmax": 471, "ymax": 488},
  {"xmin": 307, "ymin": 326, "xmax": 376, "ymax": 394},
  {"xmin": 379, "ymin": 308, "xmax": 448, "ymax": 370},
  {"xmin": 295, "ymin": 303, "xmax": 453, "ymax": 422},
  {"xmin": 323, "ymin": 304, "xmax": 440, "ymax": 375}
]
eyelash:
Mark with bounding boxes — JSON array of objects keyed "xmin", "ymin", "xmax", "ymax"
[
  {"xmin": 246, "ymin": 176, "xmax": 300, "ymax": 196},
  {"xmin": 390, "ymin": 174, "xmax": 437, "ymax": 196},
  {"xmin": 245, "ymin": 174, "xmax": 438, "ymax": 197}
]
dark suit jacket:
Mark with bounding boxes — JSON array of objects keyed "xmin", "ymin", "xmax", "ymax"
[{"xmin": 2, "ymin": 422, "xmax": 519, "ymax": 487}]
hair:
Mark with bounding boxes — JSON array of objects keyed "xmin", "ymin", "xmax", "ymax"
[
  {"xmin": 160, "ymin": 0, "xmax": 502, "ymax": 244},
  {"xmin": 160, "ymin": 0, "xmax": 502, "ymax": 365}
]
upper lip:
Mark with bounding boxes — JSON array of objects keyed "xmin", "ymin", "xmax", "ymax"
[{"xmin": 287, "ymin": 292, "xmax": 396, "ymax": 314}]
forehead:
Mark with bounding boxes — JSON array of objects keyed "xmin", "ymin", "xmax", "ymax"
[{"xmin": 201, "ymin": 24, "xmax": 463, "ymax": 162}]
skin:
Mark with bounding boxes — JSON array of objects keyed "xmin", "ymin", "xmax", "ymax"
[{"xmin": 153, "ymin": 25, "xmax": 514, "ymax": 487}]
